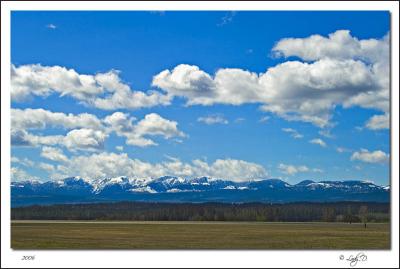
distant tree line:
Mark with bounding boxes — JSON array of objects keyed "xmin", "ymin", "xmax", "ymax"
[{"xmin": 11, "ymin": 201, "xmax": 390, "ymax": 223}]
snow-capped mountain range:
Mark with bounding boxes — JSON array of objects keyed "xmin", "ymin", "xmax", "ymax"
[{"xmin": 11, "ymin": 176, "xmax": 390, "ymax": 206}]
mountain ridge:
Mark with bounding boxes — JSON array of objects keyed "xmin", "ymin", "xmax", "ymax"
[{"xmin": 11, "ymin": 176, "xmax": 390, "ymax": 207}]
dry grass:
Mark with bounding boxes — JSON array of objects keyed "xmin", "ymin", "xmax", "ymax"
[{"xmin": 11, "ymin": 221, "xmax": 390, "ymax": 249}]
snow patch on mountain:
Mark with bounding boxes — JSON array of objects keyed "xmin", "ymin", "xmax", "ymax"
[{"xmin": 130, "ymin": 186, "xmax": 157, "ymax": 193}]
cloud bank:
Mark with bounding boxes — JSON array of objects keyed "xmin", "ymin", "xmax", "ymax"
[
  {"xmin": 152, "ymin": 30, "xmax": 389, "ymax": 128},
  {"xmin": 12, "ymin": 30, "xmax": 389, "ymax": 130},
  {"xmin": 11, "ymin": 108, "xmax": 185, "ymax": 150},
  {"xmin": 11, "ymin": 65, "xmax": 171, "ymax": 110},
  {"xmin": 52, "ymin": 153, "xmax": 268, "ymax": 182}
]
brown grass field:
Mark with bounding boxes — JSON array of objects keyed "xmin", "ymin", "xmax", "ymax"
[{"xmin": 11, "ymin": 221, "xmax": 390, "ymax": 249}]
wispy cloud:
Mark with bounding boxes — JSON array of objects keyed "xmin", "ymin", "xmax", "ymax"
[
  {"xmin": 355, "ymin": 126, "xmax": 364, "ymax": 131},
  {"xmin": 259, "ymin": 116, "xmax": 270, "ymax": 123},
  {"xmin": 318, "ymin": 129, "xmax": 334, "ymax": 138},
  {"xmin": 198, "ymin": 114, "xmax": 228, "ymax": 125},
  {"xmin": 234, "ymin": 117, "xmax": 245, "ymax": 123},
  {"xmin": 282, "ymin": 128, "xmax": 303, "ymax": 139},
  {"xmin": 46, "ymin": 24, "xmax": 57, "ymax": 29},
  {"xmin": 11, "ymin": 167, "xmax": 39, "ymax": 181},
  {"xmin": 336, "ymin": 147, "xmax": 351, "ymax": 153},
  {"xmin": 149, "ymin": 11, "xmax": 165, "ymax": 16},
  {"xmin": 217, "ymin": 11, "xmax": 236, "ymax": 26},
  {"xmin": 278, "ymin": 163, "xmax": 323, "ymax": 176},
  {"xmin": 11, "ymin": 156, "xmax": 34, "ymax": 167}
]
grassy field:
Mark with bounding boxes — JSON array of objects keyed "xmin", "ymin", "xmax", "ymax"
[{"xmin": 11, "ymin": 221, "xmax": 390, "ymax": 249}]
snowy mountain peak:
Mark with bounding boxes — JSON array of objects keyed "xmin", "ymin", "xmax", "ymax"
[
  {"xmin": 296, "ymin": 180, "xmax": 315, "ymax": 186},
  {"xmin": 11, "ymin": 176, "xmax": 389, "ymax": 206},
  {"xmin": 63, "ymin": 176, "xmax": 91, "ymax": 185}
]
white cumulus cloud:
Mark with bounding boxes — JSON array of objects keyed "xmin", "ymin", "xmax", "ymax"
[
  {"xmin": 11, "ymin": 65, "xmax": 171, "ymax": 110},
  {"xmin": 365, "ymin": 113, "xmax": 389, "ymax": 130},
  {"xmin": 11, "ymin": 167, "xmax": 38, "ymax": 181},
  {"xmin": 11, "ymin": 31, "xmax": 389, "ymax": 129},
  {"xmin": 309, "ymin": 138, "xmax": 327, "ymax": 147},
  {"xmin": 12, "ymin": 108, "xmax": 185, "ymax": 149},
  {"xmin": 64, "ymin": 129, "xmax": 108, "ymax": 151},
  {"xmin": 11, "ymin": 156, "xmax": 34, "ymax": 167},
  {"xmin": 11, "ymin": 108, "xmax": 103, "ymax": 131},
  {"xmin": 152, "ymin": 30, "xmax": 389, "ymax": 128},
  {"xmin": 40, "ymin": 146, "xmax": 68, "ymax": 162},
  {"xmin": 278, "ymin": 164, "xmax": 309, "ymax": 175},
  {"xmin": 351, "ymin": 149, "xmax": 389, "ymax": 163},
  {"xmin": 11, "ymin": 129, "xmax": 64, "ymax": 147},
  {"xmin": 104, "ymin": 112, "xmax": 185, "ymax": 147},
  {"xmin": 38, "ymin": 162, "xmax": 56, "ymax": 173},
  {"xmin": 273, "ymin": 30, "xmax": 388, "ymax": 62}
]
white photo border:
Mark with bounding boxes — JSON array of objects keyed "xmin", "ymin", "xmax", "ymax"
[{"xmin": 1, "ymin": 1, "xmax": 399, "ymax": 268}]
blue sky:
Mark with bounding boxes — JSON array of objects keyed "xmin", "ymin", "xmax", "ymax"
[{"xmin": 10, "ymin": 11, "xmax": 390, "ymax": 185}]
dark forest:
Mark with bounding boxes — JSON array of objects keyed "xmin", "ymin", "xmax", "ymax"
[{"xmin": 12, "ymin": 201, "xmax": 390, "ymax": 222}]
